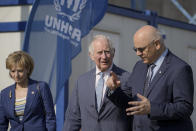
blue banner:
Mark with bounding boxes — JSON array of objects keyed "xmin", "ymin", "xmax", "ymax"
[{"xmin": 22, "ymin": 0, "xmax": 107, "ymax": 130}]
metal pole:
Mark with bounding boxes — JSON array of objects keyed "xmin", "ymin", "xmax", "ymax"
[{"xmin": 171, "ymin": 0, "xmax": 192, "ymax": 21}]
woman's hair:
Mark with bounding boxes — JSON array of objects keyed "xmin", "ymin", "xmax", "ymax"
[{"xmin": 6, "ymin": 51, "xmax": 34, "ymax": 77}]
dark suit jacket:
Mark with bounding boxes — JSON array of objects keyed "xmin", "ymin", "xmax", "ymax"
[
  {"xmin": 128, "ymin": 50, "xmax": 194, "ymax": 131},
  {"xmin": 63, "ymin": 64, "xmax": 132, "ymax": 131},
  {"xmin": 0, "ymin": 79, "xmax": 56, "ymax": 131}
]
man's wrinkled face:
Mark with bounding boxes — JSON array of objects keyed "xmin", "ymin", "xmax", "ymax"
[{"xmin": 90, "ymin": 38, "xmax": 114, "ymax": 72}]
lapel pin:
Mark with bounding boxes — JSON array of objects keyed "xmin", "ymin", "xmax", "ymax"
[
  {"xmin": 159, "ymin": 71, "xmax": 162, "ymax": 74},
  {"xmin": 32, "ymin": 91, "xmax": 35, "ymax": 94},
  {"xmin": 9, "ymin": 90, "xmax": 12, "ymax": 99}
]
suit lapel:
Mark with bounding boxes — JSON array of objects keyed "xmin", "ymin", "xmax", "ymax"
[
  {"xmin": 141, "ymin": 65, "xmax": 148, "ymax": 95},
  {"xmin": 99, "ymin": 65, "xmax": 121, "ymax": 116},
  {"xmin": 145, "ymin": 51, "xmax": 171, "ymax": 97},
  {"xmin": 99, "ymin": 65, "xmax": 118, "ymax": 111},
  {"xmin": 100, "ymin": 65, "xmax": 119, "ymax": 109},
  {"xmin": 99, "ymin": 87, "xmax": 110, "ymax": 115},
  {"xmin": 8, "ymin": 85, "xmax": 19, "ymax": 122},
  {"xmin": 23, "ymin": 80, "xmax": 37, "ymax": 118},
  {"xmin": 88, "ymin": 69, "xmax": 98, "ymax": 114},
  {"xmin": 133, "ymin": 63, "xmax": 148, "ymax": 96}
]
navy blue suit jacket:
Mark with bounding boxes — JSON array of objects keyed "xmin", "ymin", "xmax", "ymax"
[
  {"xmin": 63, "ymin": 64, "xmax": 132, "ymax": 131},
  {"xmin": 129, "ymin": 51, "xmax": 194, "ymax": 131},
  {"xmin": 0, "ymin": 79, "xmax": 56, "ymax": 131}
]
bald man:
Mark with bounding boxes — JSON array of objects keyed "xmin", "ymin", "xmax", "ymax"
[{"xmin": 107, "ymin": 25, "xmax": 194, "ymax": 131}]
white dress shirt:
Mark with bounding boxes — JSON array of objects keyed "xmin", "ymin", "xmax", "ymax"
[{"xmin": 152, "ymin": 48, "xmax": 168, "ymax": 80}]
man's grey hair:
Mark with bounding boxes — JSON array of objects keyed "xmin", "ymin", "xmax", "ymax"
[
  {"xmin": 88, "ymin": 34, "xmax": 115, "ymax": 56},
  {"xmin": 155, "ymin": 28, "xmax": 164, "ymax": 44}
]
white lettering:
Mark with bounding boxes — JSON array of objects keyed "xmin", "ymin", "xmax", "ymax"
[
  {"xmin": 44, "ymin": 15, "xmax": 81, "ymax": 42},
  {"xmin": 53, "ymin": 17, "xmax": 61, "ymax": 30},
  {"xmin": 73, "ymin": 0, "xmax": 80, "ymax": 12},
  {"xmin": 45, "ymin": 15, "xmax": 53, "ymax": 27},
  {"xmin": 67, "ymin": 0, "xmax": 73, "ymax": 9},
  {"xmin": 67, "ymin": 0, "xmax": 80, "ymax": 12},
  {"xmin": 71, "ymin": 28, "xmax": 81, "ymax": 41},
  {"xmin": 60, "ymin": 0, "xmax": 65, "ymax": 6},
  {"xmin": 68, "ymin": 24, "xmax": 73, "ymax": 36},
  {"xmin": 61, "ymin": 21, "xmax": 69, "ymax": 33}
]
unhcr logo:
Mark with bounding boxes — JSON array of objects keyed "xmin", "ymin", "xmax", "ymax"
[
  {"xmin": 54, "ymin": 0, "xmax": 87, "ymax": 22},
  {"xmin": 44, "ymin": 0, "xmax": 86, "ymax": 46}
]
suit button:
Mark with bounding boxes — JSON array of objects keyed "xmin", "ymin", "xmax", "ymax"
[{"xmin": 97, "ymin": 118, "xmax": 100, "ymax": 122}]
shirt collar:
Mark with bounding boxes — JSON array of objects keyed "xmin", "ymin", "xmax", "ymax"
[{"xmin": 154, "ymin": 48, "xmax": 168, "ymax": 66}]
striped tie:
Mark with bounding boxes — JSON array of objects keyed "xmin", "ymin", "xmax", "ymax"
[{"xmin": 144, "ymin": 64, "xmax": 156, "ymax": 94}]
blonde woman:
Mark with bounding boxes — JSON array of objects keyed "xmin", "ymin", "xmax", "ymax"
[{"xmin": 0, "ymin": 51, "xmax": 56, "ymax": 131}]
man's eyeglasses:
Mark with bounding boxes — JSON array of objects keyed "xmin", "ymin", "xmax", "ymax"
[{"xmin": 133, "ymin": 40, "xmax": 155, "ymax": 52}]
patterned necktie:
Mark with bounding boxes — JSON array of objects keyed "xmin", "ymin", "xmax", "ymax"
[
  {"xmin": 96, "ymin": 72, "xmax": 104, "ymax": 111},
  {"xmin": 144, "ymin": 64, "xmax": 156, "ymax": 94}
]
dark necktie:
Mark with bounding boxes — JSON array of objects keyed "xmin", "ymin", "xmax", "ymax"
[
  {"xmin": 144, "ymin": 64, "xmax": 156, "ymax": 94},
  {"xmin": 96, "ymin": 72, "xmax": 104, "ymax": 111}
]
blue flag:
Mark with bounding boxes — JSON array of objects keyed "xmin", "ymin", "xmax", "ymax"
[{"xmin": 22, "ymin": 0, "xmax": 107, "ymax": 130}]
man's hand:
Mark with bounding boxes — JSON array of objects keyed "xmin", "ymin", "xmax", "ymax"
[
  {"xmin": 126, "ymin": 93, "xmax": 151, "ymax": 115},
  {"xmin": 106, "ymin": 71, "xmax": 121, "ymax": 90}
]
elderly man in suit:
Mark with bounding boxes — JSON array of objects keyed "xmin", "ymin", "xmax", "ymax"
[
  {"xmin": 107, "ymin": 25, "xmax": 194, "ymax": 131},
  {"xmin": 63, "ymin": 35, "xmax": 132, "ymax": 131}
]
